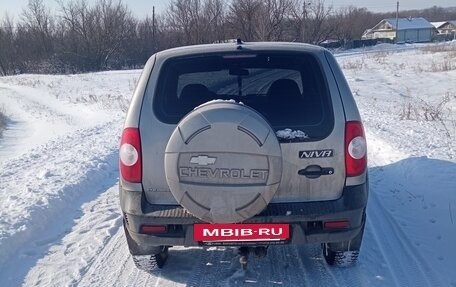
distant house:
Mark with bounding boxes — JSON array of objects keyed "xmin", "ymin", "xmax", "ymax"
[
  {"xmin": 362, "ymin": 17, "xmax": 436, "ymax": 43},
  {"xmin": 431, "ymin": 22, "xmax": 446, "ymax": 31},
  {"xmin": 431, "ymin": 21, "xmax": 456, "ymax": 35}
]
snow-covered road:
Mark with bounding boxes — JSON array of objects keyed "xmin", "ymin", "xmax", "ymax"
[{"xmin": 1, "ymin": 43, "xmax": 455, "ymax": 286}]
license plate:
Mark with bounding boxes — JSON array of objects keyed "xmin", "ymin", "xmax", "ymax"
[{"xmin": 194, "ymin": 223, "xmax": 289, "ymax": 244}]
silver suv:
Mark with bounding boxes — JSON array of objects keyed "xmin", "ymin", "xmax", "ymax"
[{"xmin": 119, "ymin": 41, "xmax": 368, "ymax": 271}]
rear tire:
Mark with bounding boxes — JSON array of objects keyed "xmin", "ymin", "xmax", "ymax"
[
  {"xmin": 322, "ymin": 219, "xmax": 365, "ymax": 267},
  {"xmin": 123, "ymin": 221, "xmax": 169, "ymax": 272},
  {"xmin": 322, "ymin": 245, "xmax": 359, "ymax": 267},
  {"xmin": 132, "ymin": 246, "xmax": 169, "ymax": 272}
]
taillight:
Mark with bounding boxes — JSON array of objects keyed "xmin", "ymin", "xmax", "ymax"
[
  {"xmin": 345, "ymin": 121, "xmax": 367, "ymax": 177},
  {"xmin": 120, "ymin": 128, "xmax": 142, "ymax": 182},
  {"xmin": 140, "ymin": 225, "xmax": 167, "ymax": 234},
  {"xmin": 324, "ymin": 220, "xmax": 349, "ymax": 229}
]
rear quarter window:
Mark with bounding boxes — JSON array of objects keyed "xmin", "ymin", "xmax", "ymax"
[{"xmin": 151, "ymin": 52, "xmax": 334, "ymax": 141}]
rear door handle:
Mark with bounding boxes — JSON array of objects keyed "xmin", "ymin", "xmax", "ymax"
[{"xmin": 298, "ymin": 165, "xmax": 334, "ymax": 179}]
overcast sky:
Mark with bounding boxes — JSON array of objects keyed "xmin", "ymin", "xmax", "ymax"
[{"xmin": 0, "ymin": 0, "xmax": 455, "ymax": 22}]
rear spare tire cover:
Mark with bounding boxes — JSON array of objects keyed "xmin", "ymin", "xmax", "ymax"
[{"xmin": 165, "ymin": 102, "xmax": 282, "ymax": 223}]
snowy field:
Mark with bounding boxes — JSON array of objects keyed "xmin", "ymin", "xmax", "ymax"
[{"xmin": 0, "ymin": 42, "xmax": 455, "ymax": 286}]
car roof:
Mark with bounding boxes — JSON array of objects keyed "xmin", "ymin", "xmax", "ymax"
[{"xmin": 154, "ymin": 41, "xmax": 326, "ymax": 60}]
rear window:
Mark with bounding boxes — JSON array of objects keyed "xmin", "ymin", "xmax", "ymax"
[{"xmin": 152, "ymin": 52, "xmax": 334, "ymax": 140}]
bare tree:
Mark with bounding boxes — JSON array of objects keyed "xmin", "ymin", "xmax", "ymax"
[
  {"xmin": 332, "ymin": 6, "xmax": 377, "ymax": 42},
  {"xmin": 289, "ymin": 0, "xmax": 335, "ymax": 44},
  {"xmin": 202, "ymin": 0, "xmax": 226, "ymax": 42},
  {"xmin": 289, "ymin": 0, "xmax": 311, "ymax": 42},
  {"xmin": 21, "ymin": 0, "xmax": 54, "ymax": 54},
  {"xmin": 0, "ymin": 16, "xmax": 15, "ymax": 76},
  {"xmin": 166, "ymin": 0, "xmax": 204, "ymax": 45},
  {"xmin": 4, "ymin": 0, "xmax": 454, "ymax": 75},
  {"xmin": 0, "ymin": 16, "xmax": 16, "ymax": 75},
  {"xmin": 97, "ymin": 0, "xmax": 137, "ymax": 68},
  {"xmin": 14, "ymin": 0, "xmax": 59, "ymax": 73},
  {"xmin": 227, "ymin": 0, "xmax": 262, "ymax": 41},
  {"xmin": 57, "ymin": 0, "xmax": 93, "ymax": 70},
  {"xmin": 135, "ymin": 16, "xmax": 156, "ymax": 61},
  {"xmin": 256, "ymin": 0, "xmax": 293, "ymax": 41},
  {"xmin": 307, "ymin": 0, "xmax": 335, "ymax": 44},
  {"xmin": 57, "ymin": 0, "xmax": 136, "ymax": 70}
]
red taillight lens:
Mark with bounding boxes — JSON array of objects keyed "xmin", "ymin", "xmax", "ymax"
[
  {"xmin": 140, "ymin": 225, "xmax": 167, "ymax": 234},
  {"xmin": 324, "ymin": 220, "xmax": 349, "ymax": 229},
  {"xmin": 120, "ymin": 128, "xmax": 142, "ymax": 182},
  {"xmin": 345, "ymin": 121, "xmax": 367, "ymax": 177}
]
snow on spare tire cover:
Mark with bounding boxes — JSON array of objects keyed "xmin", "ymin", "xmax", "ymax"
[{"xmin": 165, "ymin": 102, "xmax": 282, "ymax": 223}]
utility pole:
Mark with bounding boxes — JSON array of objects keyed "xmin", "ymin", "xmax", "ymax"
[
  {"xmin": 152, "ymin": 6, "xmax": 156, "ymax": 52},
  {"xmin": 302, "ymin": 1, "xmax": 311, "ymax": 43},
  {"xmin": 395, "ymin": 1, "xmax": 399, "ymax": 43},
  {"xmin": 302, "ymin": 1, "xmax": 306, "ymax": 42}
]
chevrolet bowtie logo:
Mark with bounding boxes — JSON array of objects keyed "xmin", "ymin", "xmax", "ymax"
[{"xmin": 190, "ymin": 155, "xmax": 217, "ymax": 166}]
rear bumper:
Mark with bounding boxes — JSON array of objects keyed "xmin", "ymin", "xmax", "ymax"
[{"xmin": 120, "ymin": 183, "xmax": 368, "ymax": 255}]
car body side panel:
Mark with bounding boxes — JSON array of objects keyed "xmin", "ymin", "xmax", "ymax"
[
  {"xmin": 123, "ymin": 55, "xmax": 156, "ymax": 129},
  {"xmin": 120, "ymin": 55, "xmax": 156, "ymax": 192},
  {"xmin": 139, "ymin": 52, "xmax": 180, "ymax": 204},
  {"xmin": 324, "ymin": 51, "xmax": 367, "ymax": 186}
]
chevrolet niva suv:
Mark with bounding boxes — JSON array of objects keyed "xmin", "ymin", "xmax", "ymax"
[{"xmin": 119, "ymin": 41, "xmax": 368, "ymax": 271}]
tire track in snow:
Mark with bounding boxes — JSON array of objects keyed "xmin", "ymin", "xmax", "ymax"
[
  {"xmin": 0, "ymin": 84, "xmax": 107, "ymax": 160},
  {"xmin": 76, "ymin": 227, "xmax": 140, "ymax": 287},
  {"xmin": 367, "ymin": 190, "xmax": 444, "ymax": 287},
  {"xmin": 185, "ymin": 244, "xmax": 342, "ymax": 286},
  {"xmin": 0, "ymin": 82, "xmax": 106, "ymax": 124},
  {"xmin": 294, "ymin": 244, "xmax": 341, "ymax": 286},
  {"xmin": 364, "ymin": 186, "xmax": 402, "ymax": 286},
  {"xmin": 186, "ymin": 247, "xmax": 228, "ymax": 287},
  {"xmin": 1, "ymin": 87, "xmax": 77, "ymax": 125},
  {"xmin": 76, "ymin": 228, "xmax": 175, "ymax": 287},
  {"xmin": 74, "ymin": 221, "xmax": 202, "ymax": 286},
  {"xmin": 0, "ymin": 121, "xmax": 121, "ymax": 286},
  {"xmin": 21, "ymin": 186, "xmax": 122, "ymax": 287},
  {"xmin": 365, "ymin": 132, "xmax": 444, "ymax": 286},
  {"xmin": 0, "ymin": 87, "xmax": 76, "ymax": 161},
  {"xmin": 186, "ymin": 248, "xmax": 211, "ymax": 287},
  {"xmin": 23, "ymin": 185, "xmax": 168, "ymax": 287},
  {"xmin": 295, "ymin": 243, "xmax": 374, "ymax": 287}
]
